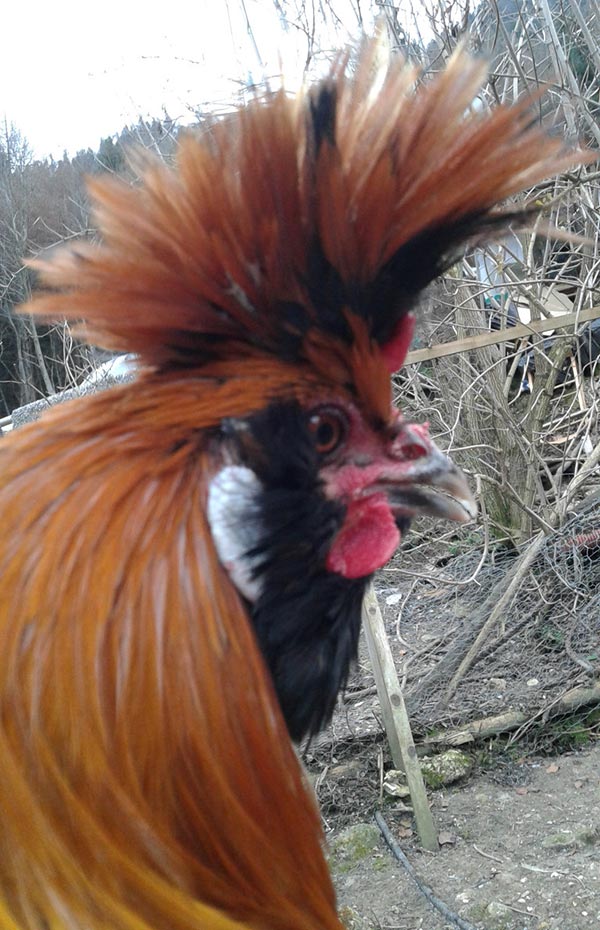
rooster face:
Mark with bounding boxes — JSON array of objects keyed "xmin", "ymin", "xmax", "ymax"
[{"xmin": 208, "ymin": 391, "xmax": 475, "ymax": 740}]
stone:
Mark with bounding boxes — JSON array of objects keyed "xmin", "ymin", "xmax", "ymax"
[
  {"xmin": 486, "ymin": 901, "xmax": 513, "ymax": 918},
  {"xmin": 338, "ymin": 905, "xmax": 373, "ymax": 930},
  {"xmin": 329, "ymin": 823, "xmax": 381, "ymax": 873},
  {"xmin": 382, "ymin": 771, "xmax": 410, "ymax": 797},
  {"xmin": 542, "ymin": 825, "xmax": 599, "ymax": 850},
  {"xmin": 420, "ymin": 749, "xmax": 473, "ymax": 788}
]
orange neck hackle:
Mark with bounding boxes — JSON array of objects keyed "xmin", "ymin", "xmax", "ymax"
[{"xmin": 0, "ymin": 374, "xmax": 345, "ymax": 930}]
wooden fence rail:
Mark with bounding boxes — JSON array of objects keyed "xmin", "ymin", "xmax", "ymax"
[{"xmin": 404, "ymin": 305, "xmax": 600, "ymax": 366}]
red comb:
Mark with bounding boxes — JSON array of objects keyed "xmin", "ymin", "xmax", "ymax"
[{"xmin": 381, "ymin": 314, "xmax": 415, "ymax": 373}]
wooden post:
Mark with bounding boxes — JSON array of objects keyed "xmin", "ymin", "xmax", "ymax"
[{"xmin": 362, "ymin": 585, "xmax": 439, "ymax": 852}]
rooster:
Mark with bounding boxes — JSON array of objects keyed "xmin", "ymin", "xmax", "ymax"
[{"xmin": 0, "ymin": 42, "xmax": 584, "ymax": 930}]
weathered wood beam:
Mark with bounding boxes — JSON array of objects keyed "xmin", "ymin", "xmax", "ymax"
[
  {"xmin": 404, "ymin": 305, "xmax": 600, "ymax": 366},
  {"xmin": 362, "ymin": 585, "xmax": 439, "ymax": 852}
]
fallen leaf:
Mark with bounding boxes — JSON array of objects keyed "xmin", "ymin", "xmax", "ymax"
[
  {"xmin": 545, "ymin": 763, "xmax": 559, "ymax": 774},
  {"xmin": 515, "ymin": 787, "xmax": 528, "ymax": 796},
  {"xmin": 438, "ymin": 831, "xmax": 457, "ymax": 846}
]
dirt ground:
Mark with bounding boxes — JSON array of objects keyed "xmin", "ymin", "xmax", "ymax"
[
  {"xmin": 316, "ymin": 742, "xmax": 599, "ymax": 930},
  {"xmin": 301, "ymin": 535, "xmax": 600, "ymax": 930}
]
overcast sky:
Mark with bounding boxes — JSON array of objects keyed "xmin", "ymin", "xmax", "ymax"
[{"xmin": 1, "ymin": 0, "xmax": 368, "ymax": 160}]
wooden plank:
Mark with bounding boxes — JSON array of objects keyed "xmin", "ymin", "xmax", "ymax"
[
  {"xmin": 362, "ymin": 588, "xmax": 403, "ymax": 771},
  {"xmin": 362, "ymin": 585, "xmax": 439, "ymax": 852},
  {"xmin": 404, "ymin": 305, "xmax": 600, "ymax": 366}
]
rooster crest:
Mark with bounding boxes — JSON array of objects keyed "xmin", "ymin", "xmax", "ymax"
[{"xmin": 26, "ymin": 43, "xmax": 584, "ymax": 421}]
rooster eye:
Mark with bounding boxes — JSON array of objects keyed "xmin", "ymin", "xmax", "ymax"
[{"xmin": 308, "ymin": 407, "xmax": 348, "ymax": 456}]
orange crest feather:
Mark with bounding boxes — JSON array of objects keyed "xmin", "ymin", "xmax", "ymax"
[{"xmin": 25, "ymin": 43, "xmax": 589, "ymax": 418}]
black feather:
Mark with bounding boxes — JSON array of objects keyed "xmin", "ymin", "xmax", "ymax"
[
  {"xmin": 309, "ymin": 83, "xmax": 337, "ymax": 152},
  {"xmin": 299, "ymin": 211, "xmax": 511, "ymax": 351},
  {"xmin": 303, "ymin": 237, "xmax": 353, "ymax": 343},
  {"xmin": 234, "ymin": 401, "xmax": 368, "ymax": 741}
]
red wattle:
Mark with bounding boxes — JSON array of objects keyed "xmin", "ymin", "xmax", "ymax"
[{"xmin": 325, "ymin": 493, "xmax": 400, "ymax": 579}]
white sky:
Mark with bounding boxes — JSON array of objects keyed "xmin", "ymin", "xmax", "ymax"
[{"xmin": 1, "ymin": 0, "xmax": 369, "ymax": 160}]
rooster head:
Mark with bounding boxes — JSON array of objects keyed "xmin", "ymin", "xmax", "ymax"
[{"xmin": 25, "ymin": 43, "xmax": 588, "ymax": 739}]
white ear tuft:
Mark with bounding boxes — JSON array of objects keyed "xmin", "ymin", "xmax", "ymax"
[{"xmin": 207, "ymin": 465, "xmax": 265, "ymax": 603}]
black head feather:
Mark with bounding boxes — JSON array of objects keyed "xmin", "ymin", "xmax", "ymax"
[{"xmin": 227, "ymin": 400, "xmax": 368, "ymax": 741}]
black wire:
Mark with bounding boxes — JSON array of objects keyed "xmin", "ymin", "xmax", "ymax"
[{"xmin": 374, "ymin": 811, "xmax": 484, "ymax": 930}]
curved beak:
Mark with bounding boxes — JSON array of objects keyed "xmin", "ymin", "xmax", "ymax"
[
  {"xmin": 384, "ymin": 442, "xmax": 477, "ymax": 525},
  {"xmin": 363, "ymin": 421, "xmax": 477, "ymax": 526}
]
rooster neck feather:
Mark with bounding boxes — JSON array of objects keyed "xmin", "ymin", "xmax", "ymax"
[{"xmin": 0, "ymin": 386, "xmax": 343, "ymax": 930}]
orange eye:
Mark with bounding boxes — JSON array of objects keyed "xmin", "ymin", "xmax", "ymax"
[{"xmin": 308, "ymin": 407, "xmax": 348, "ymax": 457}]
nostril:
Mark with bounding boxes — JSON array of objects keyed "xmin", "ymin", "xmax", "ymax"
[
  {"xmin": 399, "ymin": 441, "xmax": 427, "ymax": 461},
  {"xmin": 390, "ymin": 424, "xmax": 431, "ymax": 461}
]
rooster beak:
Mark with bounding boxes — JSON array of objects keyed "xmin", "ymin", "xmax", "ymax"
[
  {"xmin": 384, "ymin": 425, "xmax": 477, "ymax": 525},
  {"xmin": 387, "ymin": 450, "xmax": 477, "ymax": 524}
]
